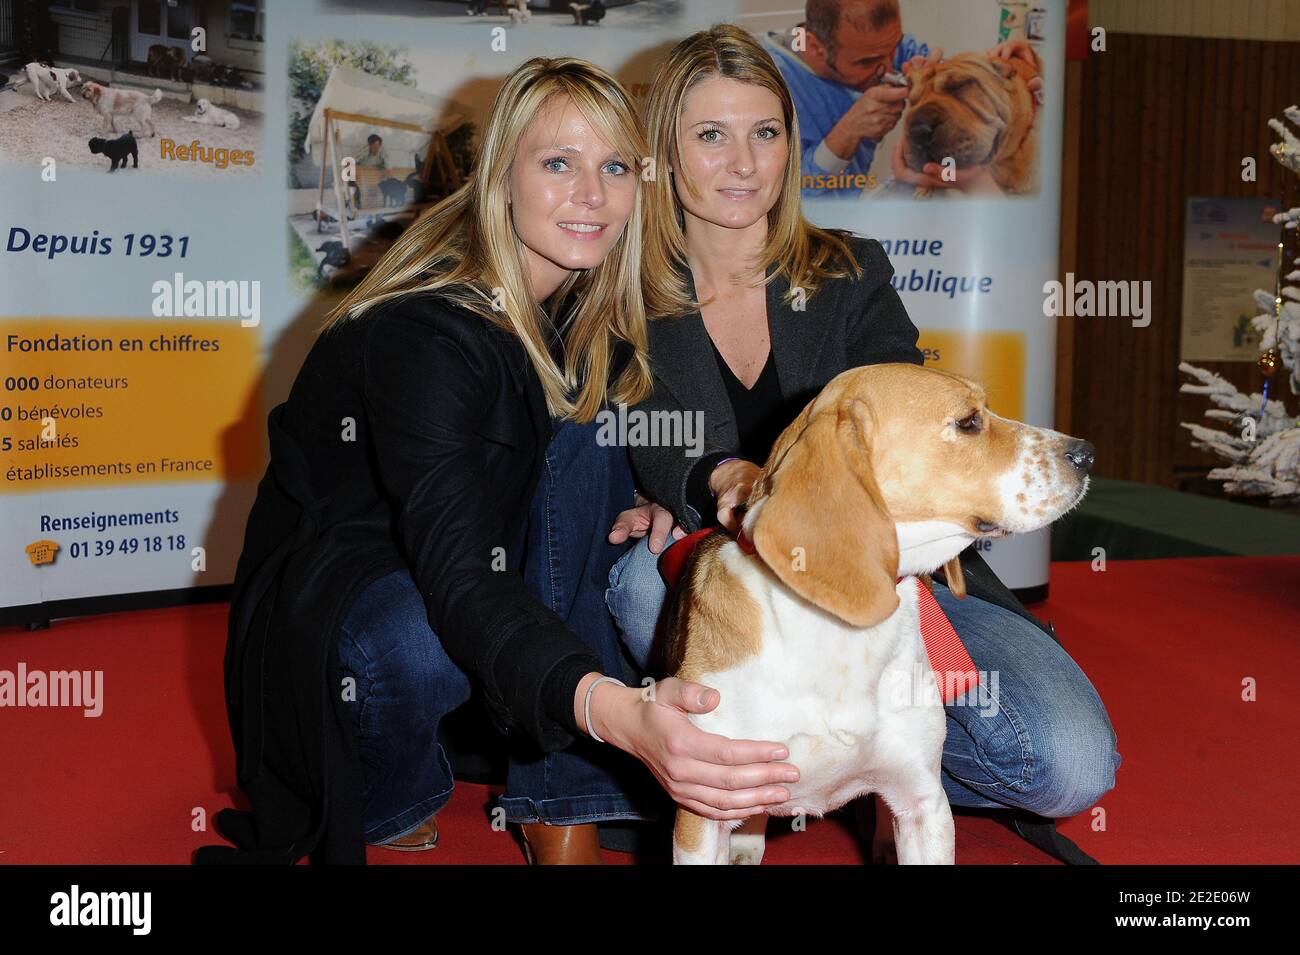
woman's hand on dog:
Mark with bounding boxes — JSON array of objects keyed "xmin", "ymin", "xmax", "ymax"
[
  {"xmin": 578, "ymin": 673, "xmax": 799, "ymax": 819},
  {"xmin": 608, "ymin": 495, "xmax": 686, "ymax": 554},
  {"xmin": 709, "ymin": 459, "xmax": 761, "ymax": 534}
]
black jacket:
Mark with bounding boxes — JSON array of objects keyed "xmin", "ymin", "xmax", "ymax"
[{"xmin": 197, "ymin": 290, "xmax": 619, "ymax": 864}]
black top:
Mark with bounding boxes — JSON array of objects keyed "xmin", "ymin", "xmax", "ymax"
[
  {"xmin": 202, "ymin": 289, "xmax": 631, "ymax": 864},
  {"xmin": 686, "ymin": 334, "xmax": 803, "ymax": 523},
  {"xmin": 710, "ymin": 338, "xmax": 785, "ymax": 467}
]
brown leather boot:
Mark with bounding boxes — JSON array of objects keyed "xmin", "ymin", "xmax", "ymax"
[
  {"xmin": 519, "ymin": 822, "xmax": 604, "ymax": 864},
  {"xmin": 378, "ymin": 815, "xmax": 440, "ymax": 852}
]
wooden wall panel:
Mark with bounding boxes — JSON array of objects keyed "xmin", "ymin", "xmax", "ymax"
[
  {"xmin": 1065, "ymin": 33, "xmax": 1300, "ymax": 487},
  {"xmin": 1090, "ymin": 0, "xmax": 1300, "ymax": 40}
]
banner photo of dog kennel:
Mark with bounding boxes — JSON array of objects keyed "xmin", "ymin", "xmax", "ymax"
[
  {"xmin": 0, "ymin": 0, "xmax": 1297, "ymax": 913},
  {"xmin": 0, "ymin": 0, "xmax": 262, "ymax": 175}
]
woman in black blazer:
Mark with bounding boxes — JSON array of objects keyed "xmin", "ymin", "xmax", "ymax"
[
  {"xmin": 212, "ymin": 57, "xmax": 801, "ymax": 866},
  {"xmin": 604, "ymin": 26, "xmax": 1120, "ymax": 863}
]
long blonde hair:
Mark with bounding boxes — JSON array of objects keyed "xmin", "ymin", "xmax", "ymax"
[
  {"xmin": 320, "ymin": 56, "xmax": 652, "ymax": 421},
  {"xmin": 642, "ymin": 24, "xmax": 860, "ymax": 318}
]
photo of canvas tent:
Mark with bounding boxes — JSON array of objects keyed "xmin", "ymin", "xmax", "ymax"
[{"xmin": 302, "ymin": 65, "xmax": 470, "ymax": 251}]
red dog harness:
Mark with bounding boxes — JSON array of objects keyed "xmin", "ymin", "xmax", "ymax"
[{"xmin": 658, "ymin": 528, "xmax": 980, "ymax": 704}]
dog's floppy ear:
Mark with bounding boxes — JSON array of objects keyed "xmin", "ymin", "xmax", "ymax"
[{"xmin": 748, "ymin": 397, "xmax": 899, "ymax": 628}]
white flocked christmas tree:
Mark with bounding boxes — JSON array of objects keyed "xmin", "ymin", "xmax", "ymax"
[{"xmin": 1179, "ymin": 106, "xmax": 1300, "ymax": 502}]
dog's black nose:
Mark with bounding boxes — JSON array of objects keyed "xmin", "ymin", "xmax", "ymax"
[
  {"xmin": 908, "ymin": 106, "xmax": 940, "ymax": 147},
  {"xmin": 1064, "ymin": 440, "xmax": 1096, "ymax": 474}
]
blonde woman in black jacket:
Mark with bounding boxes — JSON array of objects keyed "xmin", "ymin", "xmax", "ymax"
[{"xmin": 207, "ymin": 56, "xmax": 802, "ymax": 866}]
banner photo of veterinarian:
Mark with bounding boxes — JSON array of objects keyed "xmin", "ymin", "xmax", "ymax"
[{"xmin": 738, "ymin": 0, "xmax": 1065, "ymax": 592}]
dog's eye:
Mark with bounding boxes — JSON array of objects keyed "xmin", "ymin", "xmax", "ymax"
[
  {"xmin": 956, "ymin": 411, "xmax": 982, "ymax": 434},
  {"xmin": 946, "ymin": 78, "xmax": 972, "ymax": 92}
]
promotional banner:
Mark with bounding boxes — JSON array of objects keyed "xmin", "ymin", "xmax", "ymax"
[
  {"xmin": 1, "ymin": 0, "xmax": 1064, "ymax": 621},
  {"xmin": 1180, "ymin": 196, "xmax": 1282, "ymax": 362},
  {"xmin": 1, "ymin": 0, "xmax": 272, "ymax": 622}
]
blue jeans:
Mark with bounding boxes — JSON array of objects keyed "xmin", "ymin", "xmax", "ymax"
[
  {"xmin": 337, "ymin": 415, "xmax": 662, "ymax": 846},
  {"xmin": 606, "ymin": 534, "xmax": 1122, "ymax": 819}
]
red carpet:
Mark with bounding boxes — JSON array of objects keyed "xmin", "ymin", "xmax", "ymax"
[{"xmin": 2, "ymin": 556, "xmax": 1297, "ymax": 865}]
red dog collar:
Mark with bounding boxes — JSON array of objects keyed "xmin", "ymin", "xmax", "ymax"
[
  {"xmin": 656, "ymin": 529, "xmax": 978, "ymax": 704},
  {"xmin": 657, "ymin": 528, "xmax": 714, "ymax": 589},
  {"xmin": 658, "ymin": 526, "xmax": 758, "ymax": 589}
]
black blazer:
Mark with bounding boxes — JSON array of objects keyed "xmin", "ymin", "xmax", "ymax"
[
  {"xmin": 200, "ymin": 290, "xmax": 615, "ymax": 864},
  {"xmin": 628, "ymin": 233, "xmax": 1058, "ymax": 641}
]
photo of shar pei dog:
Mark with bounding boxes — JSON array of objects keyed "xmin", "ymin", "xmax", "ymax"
[{"xmin": 901, "ymin": 49, "xmax": 1042, "ymax": 195}]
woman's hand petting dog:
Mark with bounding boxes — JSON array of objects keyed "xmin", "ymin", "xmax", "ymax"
[
  {"xmin": 708, "ymin": 458, "xmax": 761, "ymax": 534},
  {"xmin": 608, "ymin": 495, "xmax": 685, "ymax": 554},
  {"xmin": 577, "ymin": 674, "xmax": 800, "ymax": 821},
  {"xmin": 608, "ymin": 462, "xmax": 758, "ymax": 546}
]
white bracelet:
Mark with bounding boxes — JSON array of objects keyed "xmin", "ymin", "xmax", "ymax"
[{"xmin": 583, "ymin": 675, "xmax": 626, "ymax": 743}]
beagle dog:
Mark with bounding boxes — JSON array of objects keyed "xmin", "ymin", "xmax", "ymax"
[{"xmin": 662, "ymin": 363, "xmax": 1094, "ymax": 865}]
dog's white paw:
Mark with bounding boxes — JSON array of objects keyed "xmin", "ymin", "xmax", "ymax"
[{"xmin": 729, "ymin": 830, "xmax": 766, "ymax": 865}]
